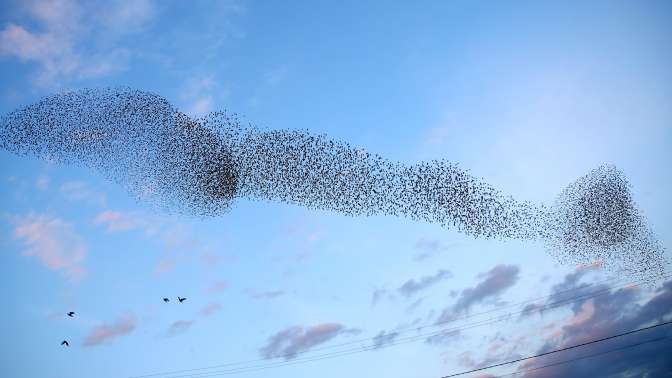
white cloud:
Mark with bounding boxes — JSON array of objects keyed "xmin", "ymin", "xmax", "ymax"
[
  {"xmin": 92, "ymin": 210, "xmax": 164, "ymax": 236},
  {"xmin": 35, "ymin": 174, "xmax": 50, "ymax": 190},
  {"xmin": 30, "ymin": 0, "xmax": 82, "ymax": 31},
  {"xmin": 12, "ymin": 213, "xmax": 87, "ymax": 281},
  {"xmin": 181, "ymin": 75, "xmax": 221, "ymax": 118},
  {"xmin": 60, "ymin": 181, "xmax": 106, "ymax": 206},
  {"xmin": 99, "ymin": 0, "xmax": 155, "ymax": 34},
  {"xmin": 263, "ymin": 65, "xmax": 289, "ymax": 86},
  {"xmin": 0, "ymin": 0, "xmax": 155, "ymax": 86},
  {"xmin": 424, "ymin": 126, "xmax": 452, "ymax": 145},
  {"xmin": 185, "ymin": 96, "xmax": 214, "ymax": 118},
  {"xmin": 0, "ymin": 21, "xmax": 78, "ymax": 86}
]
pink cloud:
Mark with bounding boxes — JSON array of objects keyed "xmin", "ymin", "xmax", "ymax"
[
  {"xmin": 84, "ymin": 314, "xmax": 136, "ymax": 346},
  {"xmin": 60, "ymin": 181, "xmax": 106, "ymax": 206},
  {"xmin": 35, "ymin": 175, "xmax": 50, "ymax": 190},
  {"xmin": 13, "ymin": 214, "xmax": 87, "ymax": 281}
]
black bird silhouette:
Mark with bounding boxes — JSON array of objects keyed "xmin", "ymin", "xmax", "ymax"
[
  {"xmin": 178, "ymin": 297, "xmax": 187, "ymax": 303},
  {"xmin": 67, "ymin": 311, "xmax": 75, "ymax": 317},
  {"xmin": 61, "ymin": 340, "xmax": 69, "ymax": 347},
  {"xmin": 163, "ymin": 298, "xmax": 169, "ymax": 302}
]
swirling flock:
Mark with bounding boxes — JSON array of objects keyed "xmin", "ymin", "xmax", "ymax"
[{"xmin": 0, "ymin": 88, "xmax": 666, "ymax": 278}]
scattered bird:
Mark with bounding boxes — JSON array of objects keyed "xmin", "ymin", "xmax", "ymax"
[
  {"xmin": 67, "ymin": 312, "xmax": 75, "ymax": 317},
  {"xmin": 163, "ymin": 298, "xmax": 170, "ymax": 302},
  {"xmin": 178, "ymin": 297, "xmax": 187, "ymax": 303},
  {"xmin": 61, "ymin": 340, "xmax": 69, "ymax": 347}
]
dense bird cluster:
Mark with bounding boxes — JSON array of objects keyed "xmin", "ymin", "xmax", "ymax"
[
  {"xmin": 0, "ymin": 88, "xmax": 666, "ymax": 279},
  {"xmin": 547, "ymin": 165, "xmax": 665, "ymax": 277}
]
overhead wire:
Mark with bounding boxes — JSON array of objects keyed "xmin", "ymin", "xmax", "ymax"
[{"xmin": 493, "ymin": 335, "xmax": 671, "ymax": 377}]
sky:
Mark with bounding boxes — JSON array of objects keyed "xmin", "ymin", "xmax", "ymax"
[{"xmin": 0, "ymin": 1, "xmax": 671, "ymax": 377}]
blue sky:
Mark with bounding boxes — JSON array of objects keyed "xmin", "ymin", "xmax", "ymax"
[{"xmin": 0, "ymin": 1, "xmax": 671, "ymax": 377}]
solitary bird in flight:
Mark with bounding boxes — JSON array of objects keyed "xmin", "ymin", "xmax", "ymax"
[
  {"xmin": 67, "ymin": 312, "xmax": 75, "ymax": 317},
  {"xmin": 163, "ymin": 298, "xmax": 170, "ymax": 303},
  {"xmin": 178, "ymin": 297, "xmax": 187, "ymax": 303},
  {"xmin": 61, "ymin": 341, "xmax": 69, "ymax": 347}
]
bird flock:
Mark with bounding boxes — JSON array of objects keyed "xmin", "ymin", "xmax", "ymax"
[{"xmin": 0, "ymin": 88, "xmax": 666, "ymax": 290}]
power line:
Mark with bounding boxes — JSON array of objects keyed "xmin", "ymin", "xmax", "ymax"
[
  {"xmin": 132, "ymin": 272, "xmax": 669, "ymax": 378},
  {"xmin": 439, "ymin": 320, "xmax": 672, "ymax": 378},
  {"xmin": 129, "ymin": 269, "xmax": 664, "ymax": 378},
  {"xmin": 494, "ymin": 336, "xmax": 671, "ymax": 377},
  {"xmin": 160, "ymin": 313, "xmax": 672, "ymax": 378},
  {"xmin": 130, "ymin": 273, "xmax": 670, "ymax": 378}
]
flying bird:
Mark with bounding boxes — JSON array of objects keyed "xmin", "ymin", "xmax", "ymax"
[
  {"xmin": 67, "ymin": 312, "xmax": 75, "ymax": 317},
  {"xmin": 178, "ymin": 297, "xmax": 187, "ymax": 303},
  {"xmin": 163, "ymin": 298, "xmax": 169, "ymax": 302},
  {"xmin": 61, "ymin": 340, "xmax": 69, "ymax": 347}
]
